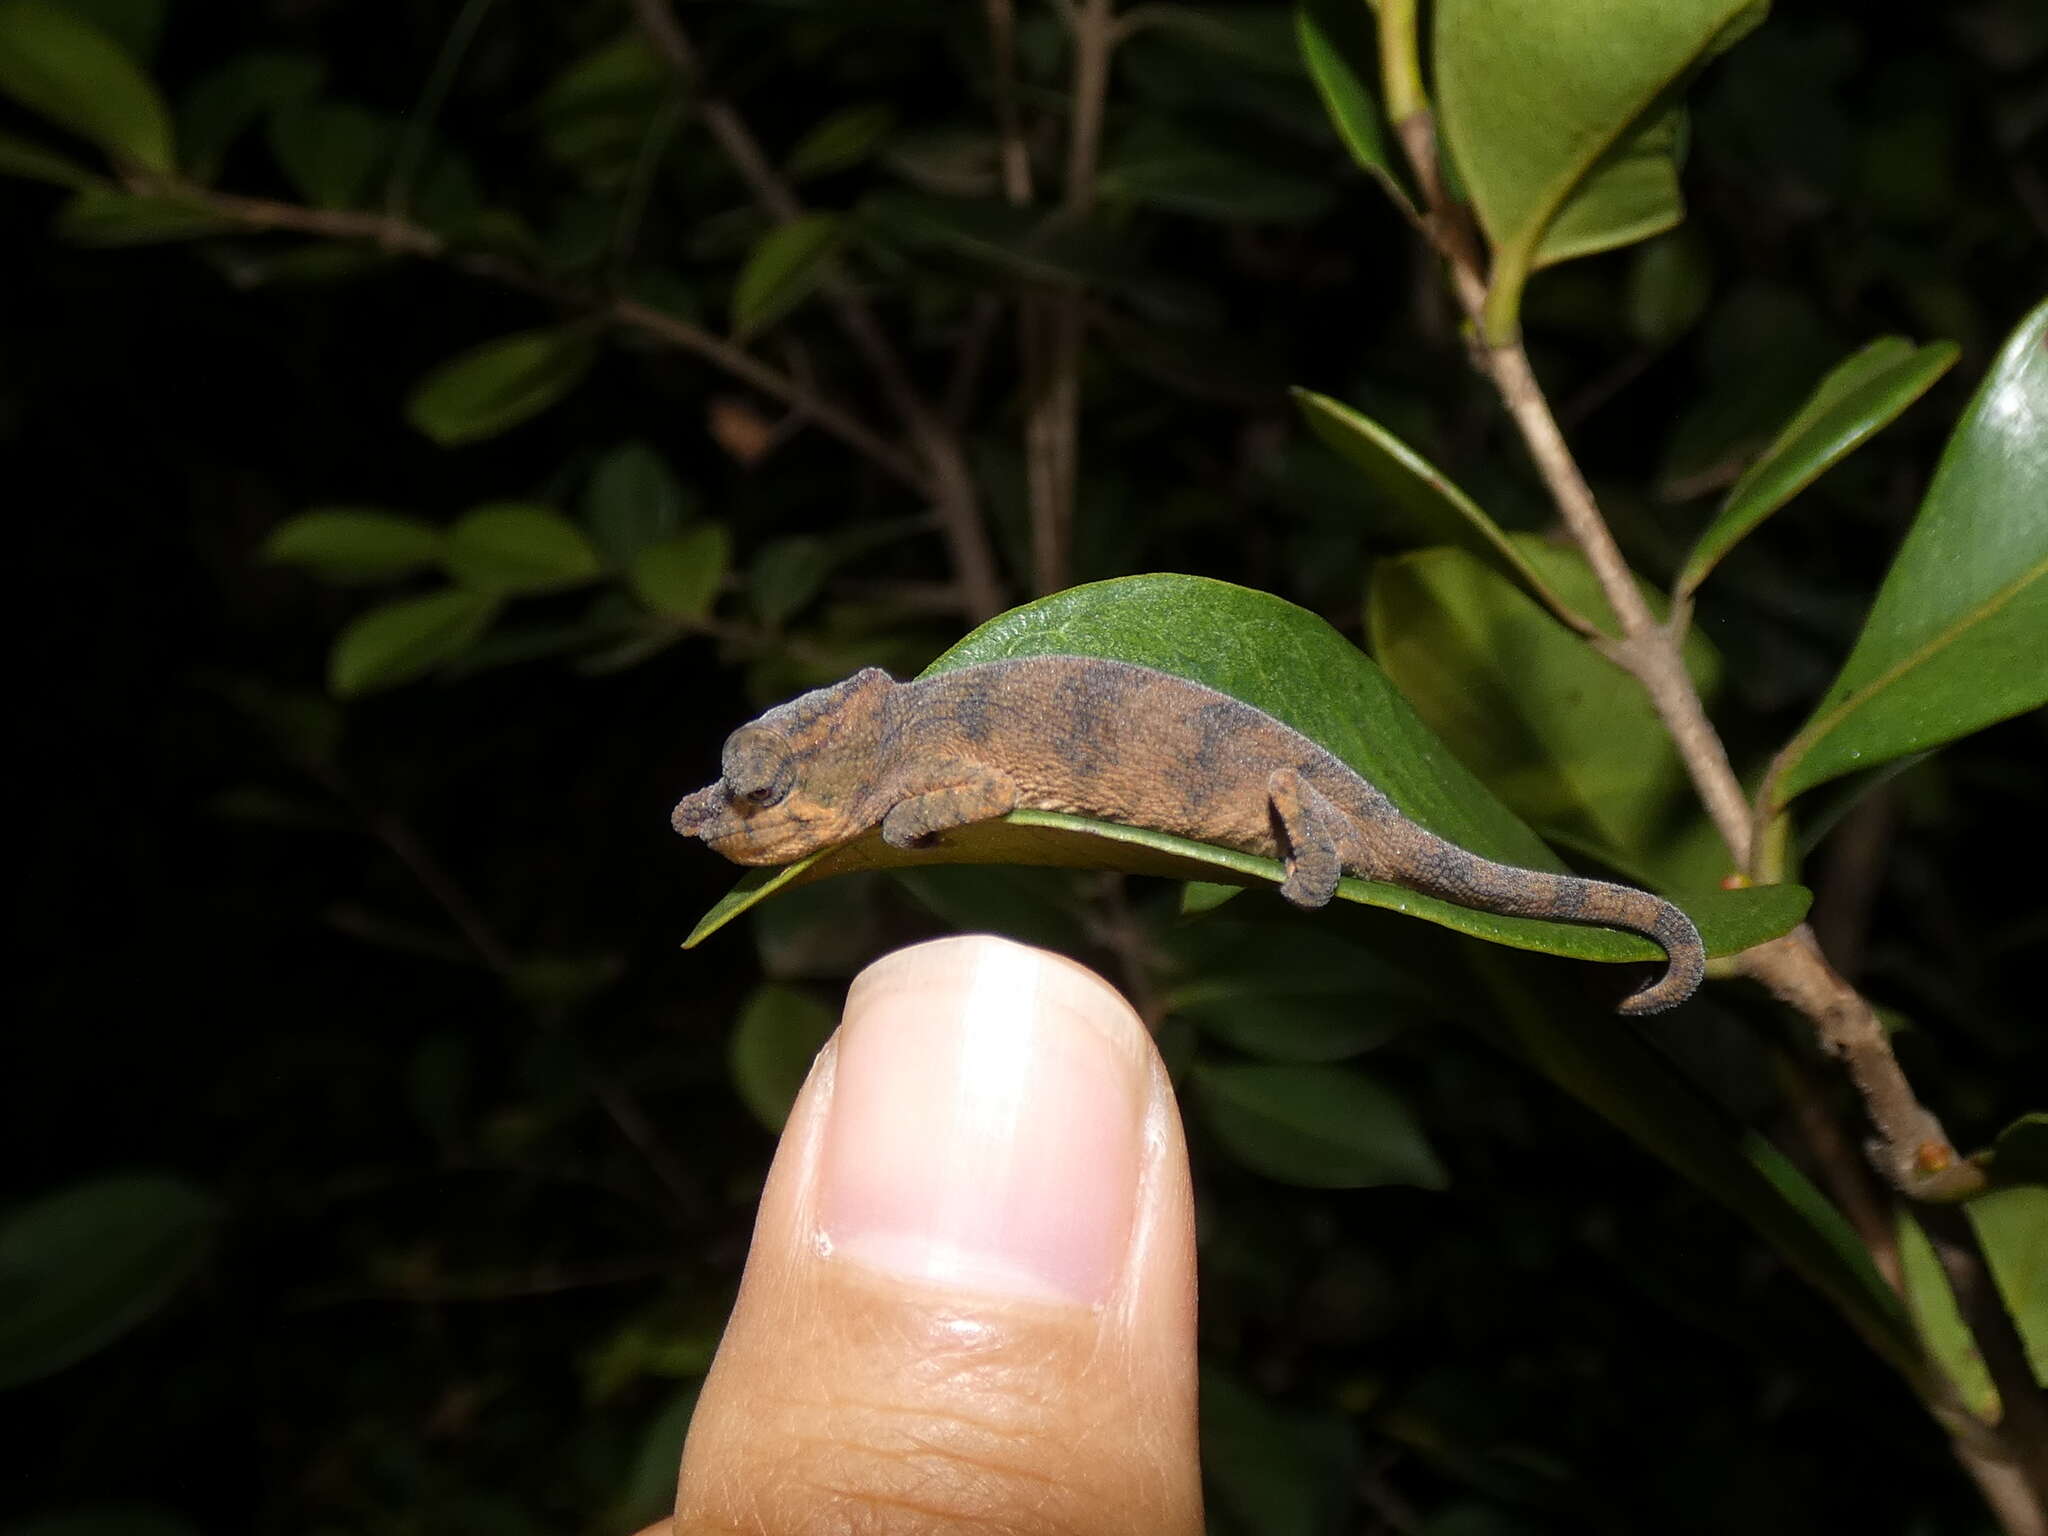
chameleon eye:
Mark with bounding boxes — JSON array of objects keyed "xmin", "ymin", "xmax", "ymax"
[{"xmin": 722, "ymin": 727, "xmax": 795, "ymax": 808}]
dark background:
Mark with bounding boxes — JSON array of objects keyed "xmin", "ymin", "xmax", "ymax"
[{"xmin": 6, "ymin": 1, "xmax": 2043, "ymax": 1532}]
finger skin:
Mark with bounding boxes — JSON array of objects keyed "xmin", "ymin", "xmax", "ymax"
[{"xmin": 674, "ymin": 937, "xmax": 1202, "ymax": 1536}]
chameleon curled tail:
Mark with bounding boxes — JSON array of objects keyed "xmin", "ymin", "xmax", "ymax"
[{"xmin": 1366, "ymin": 814, "xmax": 1705, "ymax": 1016}]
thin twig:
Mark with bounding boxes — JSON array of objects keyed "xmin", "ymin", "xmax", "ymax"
[
  {"xmin": 628, "ymin": 0, "xmax": 1006, "ymax": 619},
  {"xmin": 1024, "ymin": 0, "xmax": 1115, "ymax": 594},
  {"xmin": 129, "ymin": 172, "xmax": 932, "ymax": 492},
  {"xmin": 1369, "ymin": 17, "xmax": 2048, "ymax": 1513}
]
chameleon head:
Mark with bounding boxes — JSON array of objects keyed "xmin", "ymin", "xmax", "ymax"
[{"xmin": 670, "ymin": 667, "xmax": 897, "ymax": 864}]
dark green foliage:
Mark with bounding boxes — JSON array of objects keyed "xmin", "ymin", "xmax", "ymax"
[{"xmin": 4, "ymin": 0, "xmax": 2043, "ymax": 1532}]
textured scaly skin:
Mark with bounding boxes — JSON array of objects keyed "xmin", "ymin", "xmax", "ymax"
[{"xmin": 672, "ymin": 655, "xmax": 1705, "ymax": 1014}]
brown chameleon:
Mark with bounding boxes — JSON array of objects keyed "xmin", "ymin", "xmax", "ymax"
[{"xmin": 671, "ymin": 655, "xmax": 1705, "ymax": 1014}]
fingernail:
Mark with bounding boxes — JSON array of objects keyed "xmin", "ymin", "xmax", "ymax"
[{"xmin": 817, "ymin": 936, "xmax": 1152, "ymax": 1306}]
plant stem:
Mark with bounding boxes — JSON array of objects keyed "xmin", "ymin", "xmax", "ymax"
[
  {"xmin": 1023, "ymin": 0, "xmax": 1116, "ymax": 594},
  {"xmin": 629, "ymin": 0, "xmax": 1005, "ymax": 620}
]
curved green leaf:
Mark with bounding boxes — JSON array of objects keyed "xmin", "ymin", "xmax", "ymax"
[
  {"xmin": 0, "ymin": 127, "xmax": 103, "ymax": 187},
  {"xmin": 1476, "ymin": 964, "xmax": 1921, "ymax": 1385},
  {"xmin": 685, "ymin": 576, "xmax": 1807, "ymax": 960},
  {"xmin": 1531, "ymin": 107, "xmax": 1686, "ymax": 269},
  {"xmin": 1677, "ymin": 337, "xmax": 1961, "ymax": 598},
  {"xmin": 1295, "ymin": 0, "xmax": 1412, "ymax": 213},
  {"xmin": 727, "ymin": 983, "xmax": 836, "ymax": 1132},
  {"xmin": 1769, "ymin": 300, "xmax": 2048, "ymax": 809},
  {"xmin": 1434, "ymin": 0, "xmax": 1764, "ymax": 338},
  {"xmin": 1193, "ymin": 1063, "xmax": 1448, "ymax": 1189},
  {"xmin": 785, "ymin": 102, "xmax": 895, "ymax": 182},
  {"xmin": 0, "ymin": 0, "xmax": 173, "ymax": 173},
  {"xmin": 581, "ymin": 441, "xmax": 693, "ymax": 563},
  {"xmin": 405, "ymin": 328, "xmax": 596, "ymax": 447},
  {"xmin": 629, "ymin": 524, "xmax": 729, "ymax": 618},
  {"xmin": 263, "ymin": 508, "xmax": 444, "ymax": 580},
  {"xmin": 1369, "ymin": 539, "xmax": 1730, "ymax": 891},
  {"xmin": 1294, "ymin": 387, "xmax": 1590, "ymax": 628},
  {"xmin": 446, "ymin": 504, "xmax": 602, "ymax": 595},
  {"xmin": 731, "ymin": 213, "xmax": 842, "ymax": 339},
  {"xmin": 329, "ymin": 588, "xmax": 497, "ymax": 696},
  {"xmin": 1162, "ymin": 920, "xmax": 1427, "ymax": 1061},
  {"xmin": 1625, "ymin": 230, "xmax": 1713, "ymax": 346},
  {"xmin": 1900, "ymin": 1184, "xmax": 2048, "ymax": 1417},
  {"xmin": 0, "ymin": 1174, "xmax": 214, "ymax": 1389}
]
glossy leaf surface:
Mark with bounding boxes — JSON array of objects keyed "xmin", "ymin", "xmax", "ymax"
[
  {"xmin": 1295, "ymin": 387, "xmax": 1586, "ymax": 626},
  {"xmin": 1770, "ymin": 301, "xmax": 2048, "ymax": 808},
  {"xmin": 1370, "ymin": 539, "xmax": 1730, "ymax": 891},
  {"xmin": 1678, "ymin": 336, "xmax": 1960, "ymax": 598},
  {"xmin": 1294, "ymin": 0, "xmax": 1412, "ymax": 213},
  {"xmin": 1433, "ymin": 0, "xmax": 1762, "ymax": 336}
]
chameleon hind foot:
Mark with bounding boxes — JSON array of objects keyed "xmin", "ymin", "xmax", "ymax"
[{"xmin": 1267, "ymin": 767, "xmax": 1344, "ymax": 908}]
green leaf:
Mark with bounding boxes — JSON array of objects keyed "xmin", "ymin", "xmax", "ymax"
[
  {"xmin": 1202, "ymin": 1367, "xmax": 1355, "ymax": 1536},
  {"xmin": 266, "ymin": 99, "xmax": 390, "ymax": 209},
  {"xmin": 748, "ymin": 536, "xmax": 834, "ymax": 627},
  {"xmin": 731, "ymin": 214, "xmax": 842, "ymax": 339},
  {"xmin": 1295, "ymin": 0, "xmax": 1412, "ymax": 212},
  {"xmin": 404, "ymin": 328, "xmax": 597, "ymax": 447},
  {"xmin": 0, "ymin": 1173, "xmax": 214, "ymax": 1389},
  {"xmin": 1625, "ymin": 229, "xmax": 1713, "ymax": 346},
  {"xmin": 177, "ymin": 49, "xmax": 323, "ymax": 181},
  {"xmin": 1193, "ymin": 1063, "xmax": 1448, "ymax": 1188},
  {"xmin": 1677, "ymin": 337, "xmax": 1962, "ymax": 599},
  {"xmin": 728, "ymin": 983, "xmax": 836, "ymax": 1131},
  {"xmin": 1162, "ymin": 920, "xmax": 1427, "ymax": 1062},
  {"xmin": 263, "ymin": 508, "xmax": 445, "ymax": 581},
  {"xmin": 582, "ymin": 441, "xmax": 694, "ymax": 563},
  {"xmin": 1768, "ymin": 300, "xmax": 2048, "ymax": 809},
  {"xmin": 684, "ymin": 576, "xmax": 1808, "ymax": 959},
  {"xmin": 446, "ymin": 504, "xmax": 602, "ymax": 595},
  {"xmin": 628, "ymin": 524, "xmax": 729, "ymax": 618},
  {"xmin": 1433, "ymin": 0, "xmax": 1765, "ymax": 338},
  {"xmin": 1100, "ymin": 119, "xmax": 1331, "ymax": 223},
  {"xmin": 1531, "ymin": 107, "xmax": 1686, "ymax": 269},
  {"xmin": 54, "ymin": 186, "xmax": 233, "ymax": 244},
  {"xmin": 0, "ymin": 0, "xmax": 173, "ymax": 172},
  {"xmin": 1978, "ymin": 1186, "xmax": 2048, "ymax": 1387},
  {"xmin": 785, "ymin": 102, "xmax": 895, "ymax": 181},
  {"xmin": 0, "ymin": 127, "xmax": 102, "ymax": 187},
  {"xmin": 1899, "ymin": 1185, "xmax": 2048, "ymax": 1416},
  {"xmin": 329, "ymin": 589, "xmax": 498, "ymax": 696},
  {"xmin": 1369, "ymin": 540, "xmax": 1729, "ymax": 890},
  {"xmin": 1479, "ymin": 967, "xmax": 1922, "ymax": 1386},
  {"xmin": 1294, "ymin": 388, "xmax": 1588, "ymax": 626}
]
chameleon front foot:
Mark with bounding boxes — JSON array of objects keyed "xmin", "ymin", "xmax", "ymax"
[{"xmin": 879, "ymin": 768, "xmax": 1021, "ymax": 849}]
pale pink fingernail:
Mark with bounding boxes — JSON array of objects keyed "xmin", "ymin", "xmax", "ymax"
[{"xmin": 816, "ymin": 935, "xmax": 1151, "ymax": 1306}]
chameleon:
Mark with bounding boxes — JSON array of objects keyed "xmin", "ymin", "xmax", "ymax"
[{"xmin": 671, "ymin": 654, "xmax": 1705, "ymax": 1014}]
